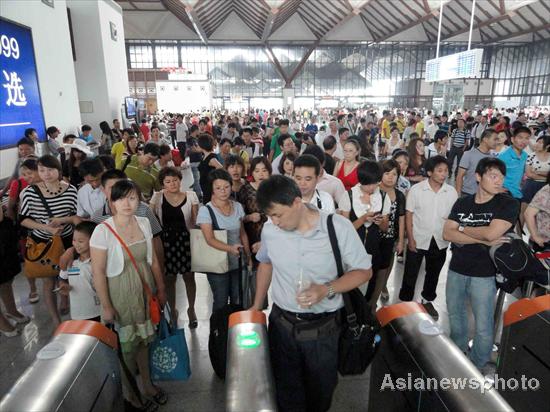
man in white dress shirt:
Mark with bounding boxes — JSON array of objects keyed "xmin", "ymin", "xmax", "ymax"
[
  {"xmin": 303, "ymin": 145, "xmax": 346, "ymax": 207},
  {"xmin": 293, "ymin": 155, "xmax": 335, "ymax": 213},
  {"xmin": 76, "ymin": 158, "xmax": 106, "ymax": 219},
  {"xmin": 398, "ymin": 155, "xmax": 458, "ymax": 320}
]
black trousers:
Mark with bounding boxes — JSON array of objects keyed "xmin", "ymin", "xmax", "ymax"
[
  {"xmin": 177, "ymin": 141, "xmax": 186, "ymax": 159},
  {"xmin": 447, "ymin": 146, "xmax": 464, "ymax": 176},
  {"xmin": 399, "ymin": 237, "xmax": 447, "ymax": 302},
  {"xmin": 269, "ymin": 305, "xmax": 340, "ymax": 412},
  {"xmin": 362, "ymin": 225, "xmax": 382, "ymax": 303}
]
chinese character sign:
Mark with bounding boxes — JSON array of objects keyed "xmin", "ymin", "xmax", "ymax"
[{"xmin": 0, "ymin": 18, "xmax": 46, "ymax": 149}]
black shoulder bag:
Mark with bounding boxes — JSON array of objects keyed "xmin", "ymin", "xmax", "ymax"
[{"xmin": 327, "ymin": 214, "xmax": 380, "ymax": 375}]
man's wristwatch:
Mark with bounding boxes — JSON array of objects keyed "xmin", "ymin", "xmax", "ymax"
[
  {"xmin": 325, "ymin": 282, "xmax": 336, "ymax": 300},
  {"xmin": 458, "ymin": 225, "xmax": 465, "ymax": 232}
]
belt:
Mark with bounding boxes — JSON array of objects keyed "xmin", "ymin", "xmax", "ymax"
[
  {"xmin": 276, "ymin": 306, "xmax": 337, "ymax": 322},
  {"xmin": 272, "ymin": 305, "xmax": 340, "ymax": 341}
]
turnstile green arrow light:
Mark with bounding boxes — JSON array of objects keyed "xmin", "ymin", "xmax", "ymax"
[{"xmin": 236, "ymin": 330, "xmax": 261, "ymax": 349}]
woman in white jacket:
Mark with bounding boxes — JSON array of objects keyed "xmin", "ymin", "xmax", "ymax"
[
  {"xmin": 90, "ymin": 179, "xmax": 167, "ymax": 409},
  {"xmin": 150, "ymin": 167, "xmax": 199, "ymax": 328}
]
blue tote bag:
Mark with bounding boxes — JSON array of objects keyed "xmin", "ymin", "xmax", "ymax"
[{"xmin": 150, "ymin": 305, "xmax": 191, "ymax": 381}]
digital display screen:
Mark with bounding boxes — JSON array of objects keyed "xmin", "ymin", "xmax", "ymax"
[
  {"xmin": 0, "ymin": 17, "xmax": 46, "ymax": 149},
  {"xmin": 425, "ymin": 49, "xmax": 483, "ymax": 82},
  {"xmin": 125, "ymin": 96, "xmax": 136, "ymax": 118}
]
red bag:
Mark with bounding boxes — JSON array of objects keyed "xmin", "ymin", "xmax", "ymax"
[
  {"xmin": 102, "ymin": 222, "xmax": 161, "ymax": 325},
  {"xmin": 171, "ymin": 149, "xmax": 183, "ymax": 167}
]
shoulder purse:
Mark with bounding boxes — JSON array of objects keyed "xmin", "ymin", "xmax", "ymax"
[
  {"xmin": 24, "ymin": 186, "xmax": 65, "ymax": 278},
  {"xmin": 327, "ymin": 214, "xmax": 381, "ymax": 375},
  {"xmin": 102, "ymin": 221, "xmax": 162, "ymax": 325},
  {"xmin": 190, "ymin": 205, "xmax": 229, "ymax": 274}
]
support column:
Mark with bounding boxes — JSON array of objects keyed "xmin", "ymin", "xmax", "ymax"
[
  {"xmin": 68, "ymin": 0, "xmax": 129, "ymax": 129},
  {"xmin": 283, "ymin": 88, "xmax": 295, "ymax": 113}
]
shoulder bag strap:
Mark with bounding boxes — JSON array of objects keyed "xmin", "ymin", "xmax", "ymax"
[
  {"xmin": 121, "ymin": 155, "xmax": 133, "ymax": 172},
  {"xmin": 206, "ymin": 204, "xmax": 221, "ymax": 231},
  {"xmin": 327, "ymin": 215, "xmax": 344, "ymax": 278},
  {"xmin": 32, "ymin": 185, "xmax": 54, "ymax": 218},
  {"xmin": 347, "ymin": 190, "xmax": 358, "ymax": 222},
  {"xmin": 316, "ymin": 189, "xmax": 322, "ymax": 209},
  {"xmin": 327, "ymin": 214, "xmax": 357, "ymax": 325},
  {"xmin": 102, "ymin": 221, "xmax": 154, "ymax": 300}
]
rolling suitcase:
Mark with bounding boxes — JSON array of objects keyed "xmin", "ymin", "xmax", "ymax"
[{"xmin": 208, "ymin": 252, "xmax": 244, "ymax": 379}]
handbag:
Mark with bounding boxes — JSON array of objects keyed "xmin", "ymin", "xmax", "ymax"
[
  {"xmin": 102, "ymin": 221, "xmax": 162, "ymax": 325},
  {"xmin": 327, "ymin": 214, "xmax": 381, "ymax": 376},
  {"xmin": 150, "ymin": 304, "xmax": 191, "ymax": 381},
  {"xmin": 190, "ymin": 205, "xmax": 229, "ymax": 274},
  {"xmin": 24, "ymin": 185, "xmax": 65, "ymax": 278}
]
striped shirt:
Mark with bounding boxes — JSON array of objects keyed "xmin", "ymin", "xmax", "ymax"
[
  {"xmin": 19, "ymin": 185, "xmax": 78, "ymax": 240},
  {"xmin": 90, "ymin": 201, "xmax": 163, "ymax": 237},
  {"xmin": 451, "ymin": 128, "xmax": 471, "ymax": 148}
]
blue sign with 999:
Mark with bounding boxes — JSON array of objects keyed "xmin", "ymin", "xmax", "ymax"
[{"xmin": 0, "ymin": 17, "xmax": 46, "ymax": 149}]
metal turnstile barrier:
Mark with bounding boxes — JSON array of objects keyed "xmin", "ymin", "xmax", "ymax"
[
  {"xmin": 497, "ymin": 294, "xmax": 550, "ymax": 411},
  {"xmin": 0, "ymin": 320, "xmax": 123, "ymax": 412},
  {"xmin": 369, "ymin": 302, "xmax": 513, "ymax": 412},
  {"xmin": 225, "ymin": 310, "xmax": 276, "ymax": 412}
]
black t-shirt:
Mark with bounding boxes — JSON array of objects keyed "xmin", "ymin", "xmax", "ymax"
[{"xmin": 448, "ymin": 193, "xmax": 519, "ymax": 277}]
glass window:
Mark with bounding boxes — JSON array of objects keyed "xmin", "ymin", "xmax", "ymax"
[
  {"xmin": 125, "ymin": 41, "xmax": 550, "ymax": 101},
  {"xmin": 155, "ymin": 45, "xmax": 178, "ymax": 68},
  {"xmin": 129, "ymin": 45, "xmax": 153, "ymax": 69}
]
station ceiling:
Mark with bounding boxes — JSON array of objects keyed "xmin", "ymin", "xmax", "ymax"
[{"xmin": 116, "ymin": 0, "xmax": 550, "ymax": 44}]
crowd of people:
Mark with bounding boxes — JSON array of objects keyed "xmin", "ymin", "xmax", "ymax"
[{"xmin": 0, "ymin": 105, "xmax": 549, "ymax": 411}]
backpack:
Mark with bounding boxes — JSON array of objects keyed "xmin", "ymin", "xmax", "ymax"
[{"xmin": 489, "ymin": 233, "xmax": 549, "ymax": 293}]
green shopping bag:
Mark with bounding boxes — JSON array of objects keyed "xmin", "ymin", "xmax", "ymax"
[{"xmin": 149, "ymin": 305, "xmax": 191, "ymax": 381}]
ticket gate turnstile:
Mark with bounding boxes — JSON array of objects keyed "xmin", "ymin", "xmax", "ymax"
[
  {"xmin": 369, "ymin": 302, "xmax": 513, "ymax": 412},
  {"xmin": 0, "ymin": 320, "xmax": 123, "ymax": 412},
  {"xmin": 497, "ymin": 294, "xmax": 550, "ymax": 411},
  {"xmin": 225, "ymin": 310, "xmax": 277, "ymax": 412}
]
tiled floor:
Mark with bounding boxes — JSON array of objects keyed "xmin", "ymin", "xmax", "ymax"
[{"xmin": 0, "ymin": 250, "xmax": 518, "ymax": 411}]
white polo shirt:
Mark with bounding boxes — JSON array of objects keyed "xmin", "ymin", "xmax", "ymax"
[{"xmin": 406, "ymin": 179, "xmax": 458, "ymax": 250}]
